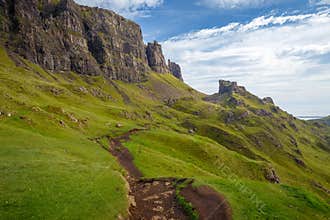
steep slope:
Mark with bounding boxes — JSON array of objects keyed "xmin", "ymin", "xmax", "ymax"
[{"xmin": 0, "ymin": 1, "xmax": 330, "ymax": 220}]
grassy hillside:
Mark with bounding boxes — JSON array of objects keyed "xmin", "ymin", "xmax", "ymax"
[{"xmin": 0, "ymin": 46, "xmax": 329, "ymax": 219}]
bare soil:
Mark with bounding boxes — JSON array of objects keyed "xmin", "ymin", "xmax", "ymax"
[
  {"xmin": 129, "ymin": 178, "xmax": 188, "ymax": 220},
  {"xmin": 180, "ymin": 184, "xmax": 232, "ymax": 220},
  {"xmin": 105, "ymin": 129, "xmax": 232, "ymax": 220}
]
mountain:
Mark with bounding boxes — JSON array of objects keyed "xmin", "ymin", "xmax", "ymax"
[
  {"xmin": 312, "ymin": 116, "xmax": 330, "ymax": 126},
  {"xmin": 0, "ymin": 0, "xmax": 329, "ymax": 219},
  {"xmin": 0, "ymin": 0, "xmax": 182, "ymax": 82}
]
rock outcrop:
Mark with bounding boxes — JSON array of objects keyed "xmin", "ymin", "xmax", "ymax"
[
  {"xmin": 1, "ymin": 0, "xmax": 149, "ymax": 82},
  {"xmin": 262, "ymin": 97, "xmax": 274, "ymax": 105},
  {"xmin": 168, "ymin": 59, "xmax": 183, "ymax": 81},
  {"xmin": 146, "ymin": 41, "xmax": 169, "ymax": 74},
  {"xmin": 0, "ymin": 0, "xmax": 186, "ymax": 83},
  {"xmin": 218, "ymin": 80, "xmax": 247, "ymax": 95},
  {"xmin": 264, "ymin": 167, "xmax": 280, "ymax": 184}
]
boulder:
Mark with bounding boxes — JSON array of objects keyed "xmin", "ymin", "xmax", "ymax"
[{"xmin": 264, "ymin": 168, "xmax": 280, "ymax": 184}]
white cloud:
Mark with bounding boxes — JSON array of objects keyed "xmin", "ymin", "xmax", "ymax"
[
  {"xmin": 162, "ymin": 10, "xmax": 330, "ymax": 116},
  {"xmin": 197, "ymin": 0, "xmax": 279, "ymax": 9},
  {"xmin": 310, "ymin": 0, "xmax": 330, "ymax": 5},
  {"xmin": 74, "ymin": 0, "xmax": 163, "ymax": 18}
]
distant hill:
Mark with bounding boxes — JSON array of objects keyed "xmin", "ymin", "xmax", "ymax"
[{"xmin": 313, "ymin": 116, "xmax": 330, "ymax": 126}]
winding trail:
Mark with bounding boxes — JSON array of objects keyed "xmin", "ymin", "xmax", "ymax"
[{"xmin": 96, "ymin": 129, "xmax": 232, "ymax": 220}]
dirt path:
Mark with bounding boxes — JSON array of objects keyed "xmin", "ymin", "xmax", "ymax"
[{"xmin": 102, "ymin": 129, "xmax": 232, "ymax": 220}]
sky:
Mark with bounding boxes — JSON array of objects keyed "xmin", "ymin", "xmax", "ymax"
[{"xmin": 74, "ymin": 0, "xmax": 330, "ymax": 116}]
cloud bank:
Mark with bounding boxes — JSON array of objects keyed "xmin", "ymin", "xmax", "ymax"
[
  {"xmin": 74, "ymin": 0, "xmax": 163, "ymax": 17},
  {"xmin": 162, "ymin": 10, "xmax": 330, "ymax": 115}
]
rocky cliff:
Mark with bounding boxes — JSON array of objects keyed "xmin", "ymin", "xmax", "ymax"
[
  {"xmin": 168, "ymin": 59, "xmax": 183, "ymax": 81},
  {"xmin": 0, "ymin": 0, "xmax": 148, "ymax": 82},
  {"xmin": 218, "ymin": 80, "xmax": 246, "ymax": 95},
  {"xmin": 146, "ymin": 41, "xmax": 169, "ymax": 74},
  {"xmin": 0, "ymin": 0, "xmax": 185, "ymax": 83}
]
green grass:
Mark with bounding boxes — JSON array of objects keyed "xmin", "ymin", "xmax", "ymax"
[{"xmin": 0, "ymin": 46, "xmax": 329, "ymax": 219}]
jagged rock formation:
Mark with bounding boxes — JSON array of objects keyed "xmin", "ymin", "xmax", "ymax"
[
  {"xmin": 262, "ymin": 97, "xmax": 274, "ymax": 105},
  {"xmin": 218, "ymin": 80, "xmax": 246, "ymax": 95},
  {"xmin": 146, "ymin": 41, "xmax": 169, "ymax": 74},
  {"xmin": 204, "ymin": 80, "xmax": 247, "ymax": 104},
  {"xmin": 0, "ymin": 0, "xmax": 185, "ymax": 82},
  {"xmin": 0, "ymin": 0, "xmax": 150, "ymax": 82},
  {"xmin": 168, "ymin": 59, "xmax": 183, "ymax": 81}
]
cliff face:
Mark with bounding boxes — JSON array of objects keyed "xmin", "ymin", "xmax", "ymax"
[
  {"xmin": 146, "ymin": 41, "xmax": 169, "ymax": 74},
  {"xmin": 0, "ymin": 0, "xmax": 185, "ymax": 82},
  {"xmin": 0, "ymin": 0, "xmax": 148, "ymax": 82},
  {"xmin": 168, "ymin": 59, "xmax": 183, "ymax": 81}
]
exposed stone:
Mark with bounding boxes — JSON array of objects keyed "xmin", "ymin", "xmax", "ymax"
[
  {"xmin": 68, "ymin": 114, "xmax": 78, "ymax": 123},
  {"xmin": 225, "ymin": 111, "xmax": 235, "ymax": 123},
  {"xmin": 312, "ymin": 181, "xmax": 330, "ymax": 194},
  {"xmin": 218, "ymin": 80, "xmax": 246, "ymax": 95},
  {"xmin": 254, "ymin": 109, "xmax": 272, "ymax": 117},
  {"xmin": 294, "ymin": 149, "xmax": 302, "ymax": 155},
  {"xmin": 116, "ymin": 123, "xmax": 123, "ymax": 128},
  {"xmin": 270, "ymin": 106, "xmax": 280, "ymax": 113},
  {"xmin": 143, "ymin": 195, "xmax": 160, "ymax": 201},
  {"xmin": 294, "ymin": 157, "xmax": 306, "ymax": 167},
  {"xmin": 1, "ymin": 0, "xmax": 148, "ymax": 82},
  {"xmin": 152, "ymin": 206, "xmax": 164, "ymax": 212},
  {"xmin": 264, "ymin": 167, "xmax": 280, "ymax": 184},
  {"xmin": 168, "ymin": 59, "xmax": 183, "ymax": 81},
  {"xmin": 128, "ymin": 195, "xmax": 136, "ymax": 207},
  {"xmin": 262, "ymin": 97, "xmax": 274, "ymax": 105},
  {"xmin": 152, "ymin": 181, "xmax": 160, "ymax": 186},
  {"xmin": 238, "ymin": 111, "xmax": 249, "ymax": 120},
  {"xmin": 289, "ymin": 137, "xmax": 298, "ymax": 147},
  {"xmin": 32, "ymin": 106, "xmax": 42, "ymax": 112},
  {"xmin": 146, "ymin": 41, "xmax": 169, "ymax": 73},
  {"xmin": 78, "ymin": 86, "xmax": 88, "ymax": 94},
  {"xmin": 117, "ymin": 214, "xmax": 125, "ymax": 220},
  {"xmin": 151, "ymin": 216, "xmax": 166, "ymax": 220},
  {"xmin": 1, "ymin": 0, "xmax": 186, "ymax": 84},
  {"xmin": 228, "ymin": 97, "xmax": 244, "ymax": 106},
  {"xmin": 59, "ymin": 120, "xmax": 66, "ymax": 127},
  {"xmin": 289, "ymin": 121, "xmax": 298, "ymax": 131}
]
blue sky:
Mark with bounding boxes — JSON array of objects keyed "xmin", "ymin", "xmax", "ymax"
[
  {"xmin": 75, "ymin": 0, "xmax": 330, "ymax": 116},
  {"xmin": 135, "ymin": 0, "xmax": 311, "ymax": 41}
]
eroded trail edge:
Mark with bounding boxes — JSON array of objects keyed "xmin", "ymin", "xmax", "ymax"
[{"xmin": 96, "ymin": 129, "xmax": 232, "ymax": 220}]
